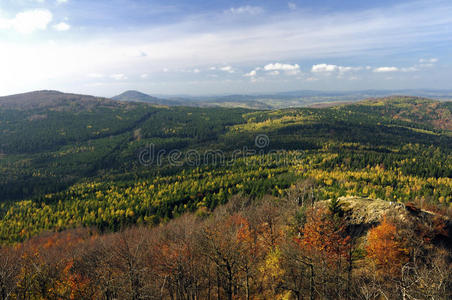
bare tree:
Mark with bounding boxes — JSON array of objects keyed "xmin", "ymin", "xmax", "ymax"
[{"xmin": 0, "ymin": 247, "xmax": 20, "ymax": 300}]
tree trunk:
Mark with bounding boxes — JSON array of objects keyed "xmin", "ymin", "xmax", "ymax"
[
  {"xmin": 216, "ymin": 269, "xmax": 220, "ymax": 300},
  {"xmin": 310, "ymin": 264, "xmax": 315, "ymax": 300},
  {"xmin": 246, "ymin": 273, "xmax": 250, "ymax": 300}
]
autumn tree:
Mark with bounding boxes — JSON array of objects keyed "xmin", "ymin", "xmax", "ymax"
[
  {"xmin": 198, "ymin": 212, "xmax": 250, "ymax": 300},
  {"xmin": 398, "ymin": 248, "xmax": 452, "ymax": 300},
  {"xmin": 152, "ymin": 215, "xmax": 205, "ymax": 300},
  {"xmin": 72, "ymin": 237, "xmax": 122, "ymax": 300},
  {"xmin": 295, "ymin": 207, "xmax": 351, "ymax": 299},
  {"xmin": 12, "ymin": 229, "xmax": 91, "ymax": 299},
  {"xmin": 366, "ymin": 216, "xmax": 408, "ymax": 277},
  {"xmin": 0, "ymin": 246, "xmax": 20, "ymax": 300},
  {"xmin": 279, "ymin": 238, "xmax": 315, "ymax": 300}
]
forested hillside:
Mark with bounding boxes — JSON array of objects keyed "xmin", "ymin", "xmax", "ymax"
[
  {"xmin": 0, "ymin": 92, "xmax": 450, "ymax": 243},
  {"xmin": 0, "ymin": 91, "xmax": 249, "ymax": 202},
  {"xmin": 112, "ymin": 90, "xmax": 183, "ymax": 106},
  {"xmin": 0, "ymin": 91, "xmax": 451, "ymax": 299},
  {"xmin": 0, "ymin": 195, "xmax": 450, "ymax": 299}
]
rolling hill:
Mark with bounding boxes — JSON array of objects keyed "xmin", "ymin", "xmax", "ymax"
[
  {"xmin": 0, "ymin": 90, "xmax": 120, "ymax": 111},
  {"xmin": 112, "ymin": 90, "xmax": 184, "ymax": 106},
  {"xmin": 0, "ymin": 90, "xmax": 451, "ymax": 299},
  {"xmin": 112, "ymin": 89, "xmax": 452, "ymax": 110},
  {"xmin": 0, "ymin": 91, "xmax": 450, "ymax": 244}
]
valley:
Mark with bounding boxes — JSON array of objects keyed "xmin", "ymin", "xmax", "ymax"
[
  {"xmin": 0, "ymin": 91, "xmax": 450, "ymax": 299},
  {"xmin": 0, "ymin": 91, "xmax": 450, "ymax": 243}
]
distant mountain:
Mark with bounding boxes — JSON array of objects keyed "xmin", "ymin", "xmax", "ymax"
[
  {"xmin": 112, "ymin": 90, "xmax": 184, "ymax": 106},
  {"xmin": 0, "ymin": 90, "xmax": 122, "ymax": 111},
  {"xmin": 112, "ymin": 90, "xmax": 159, "ymax": 103},
  {"xmin": 347, "ymin": 95, "xmax": 452, "ymax": 131},
  {"xmin": 272, "ymin": 89, "xmax": 452, "ymax": 99},
  {"xmin": 157, "ymin": 89, "xmax": 452, "ymax": 109},
  {"xmin": 3, "ymin": 89, "xmax": 452, "ymax": 112}
]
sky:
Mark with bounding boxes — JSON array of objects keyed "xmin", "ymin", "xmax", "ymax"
[{"xmin": 0, "ymin": 0, "xmax": 451, "ymax": 97}]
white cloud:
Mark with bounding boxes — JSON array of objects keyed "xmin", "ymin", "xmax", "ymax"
[
  {"xmin": 311, "ymin": 64, "xmax": 362, "ymax": 76},
  {"xmin": 264, "ymin": 63, "xmax": 300, "ymax": 71},
  {"xmin": 418, "ymin": 58, "xmax": 438, "ymax": 68},
  {"xmin": 419, "ymin": 58, "xmax": 438, "ymax": 63},
  {"xmin": 110, "ymin": 74, "xmax": 128, "ymax": 80},
  {"xmin": 243, "ymin": 67, "xmax": 263, "ymax": 78},
  {"xmin": 338, "ymin": 66, "xmax": 352, "ymax": 72},
  {"xmin": 227, "ymin": 6, "xmax": 264, "ymax": 15},
  {"xmin": 87, "ymin": 73, "xmax": 104, "ymax": 78},
  {"xmin": 56, "ymin": 0, "xmax": 69, "ymax": 4},
  {"xmin": 2, "ymin": 0, "xmax": 452, "ymax": 95},
  {"xmin": 193, "ymin": 68, "xmax": 201, "ymax": 73},
  {"xmin": 288, "ymin": 2, "xmax": 297, "ymax": 10},
  {"xmin": 268, "ymin": 71, "xmax": 280, "ymax": 76},
  {"xmin": 249, "ymin": 76, "xmax": 264, "ymax": 83},
  {"xmin": 286, "ymin": 70, "xmax": 300, "ymax": 76},
  {"xmin": 400, "ymin": 66, "xmax": 418, "ymax": 72},
  {"xmin": 140, "ymin": 73, "xmax": 149, "ymax": 78},
  {"xmin": 220, "ymin": 66, "xmax": 234, "ymax": 73},
  {"xmin": 53, "ymin": 22, "xmax": 70, "ymax": 31},
  {"xmin": 262, "ymin": 63, "xmax": 300, "ymax": 75},
  {"xmin": 311, "ymin": 64, "xmax": 339, "ymax": 73},
  {"xmin": 339, "ymin": 66, "xmax": 357, "ymax": 72},
  {"xmin": 0, "ymin": 9, "xmax": 53, "ymax": 34},
  {"xmin": 244, "ymin": 70, "xmax": 257, "ymax": 77},
  {"xmin": 373, "ymin": 67, "xmax": 399, "ymax": 73}
]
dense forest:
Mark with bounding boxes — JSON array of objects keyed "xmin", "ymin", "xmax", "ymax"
[
  {"xmin": 0, "ymin": 91, "xmax": 451, "ymax": 299},
  {"xmin": 0, "ymin": 194, "xmax": 450, "ymax": 299}
]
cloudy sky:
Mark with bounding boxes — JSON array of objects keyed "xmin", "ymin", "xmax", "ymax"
[{"xmin": 0, "ymin": 0, "xmax": 451, "ymax": 97}]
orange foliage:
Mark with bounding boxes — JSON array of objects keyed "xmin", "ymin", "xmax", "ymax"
[
  {"xmin": 296, "ymin": 207, "xmax": 351, "ymax": 262},
  {"xmin": 14, "ymin": 229, "xmax": 94, "ymax": 299},
  {"xmin": 366, "ymin": 216, "xmax": 408, "ymax": 276},
  {"xmin": 60, "ymin": 260, "xmax": 92, "ymax": 300}
]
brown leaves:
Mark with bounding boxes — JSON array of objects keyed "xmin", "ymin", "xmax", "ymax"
[
  {"xmin": 296, "ymin": 207, "xmax": 351, "ymax": 262},
  {"xmin": 366, "ymin": 216, "xmax": 409, "ymax": 277}
]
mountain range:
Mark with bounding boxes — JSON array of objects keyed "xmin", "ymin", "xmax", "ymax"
[{"xmin": 110, "ymin": 89, "xmax": 452, "ymax": 109}]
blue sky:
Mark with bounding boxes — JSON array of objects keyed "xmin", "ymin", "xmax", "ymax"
[{"xmin": 0, "ymin": 0, "xmax": 451, "ymax": 96}]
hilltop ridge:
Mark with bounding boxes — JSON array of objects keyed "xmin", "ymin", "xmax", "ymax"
[
  {"xmin": 112, "ymin": 90, "xmax": 183, "ymax": 106},
  {"xmin": 341, "ymin": 96, "xmax": 452, "ymax": 131},
  {"xmin": 0, "ymin": 90, "xmax": 123, "ymax": 111}
]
